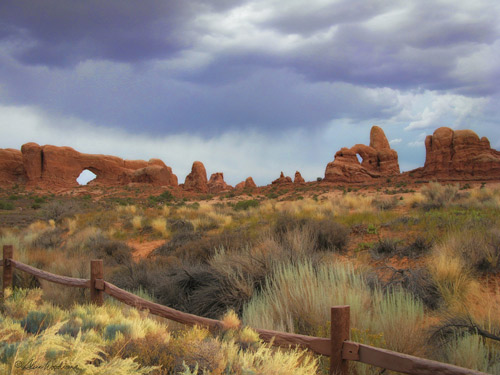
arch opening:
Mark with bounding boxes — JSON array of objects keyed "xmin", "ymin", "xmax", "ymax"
[
  {"xmin": 355, "ymin": 154, "xmax": 363, "ymax": 164},
  {"xmin": 77, "ymin": 169, "xmax": 97, "ymax": 185}
]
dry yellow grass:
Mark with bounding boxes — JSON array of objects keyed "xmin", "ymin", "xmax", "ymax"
[
  {"xmin": 150, "ymin": 217, "xmax": 169, "ymax": 238},
  {"xmin": 131, "ymin": 215, "xmax": 143, "ymax": 230}
]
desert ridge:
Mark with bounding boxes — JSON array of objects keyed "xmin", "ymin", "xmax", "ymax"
[{"xmin": 1, "ymin": 126, "xmax": 500, "ymax": 191}]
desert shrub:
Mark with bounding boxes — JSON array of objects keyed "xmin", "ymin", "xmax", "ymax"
[
  {"xmin": 420, "ymin": 182, "xmax": 461, "ymax": 209},
  {"xmin": 233, "ymin": 199, "xmax": 259, "ymax": 211},
  {"xmin": 427, "ymin": 238, "xmax": 480, "ymax": 308},
  {"xmin": 155, "ymin": 263, "xmax": 253, "ymax": 318},
  {"xmin": 43, "ymin": 199, "xmax": 82, "ymax": 222},
  {"xmin": 167, "ymin": 218, "xmax": 194, "ymax": 233},
  {"xmin": 151, "ymin": 231, "xmax": 202, "ymax": 257},
  {"xmin": 274, "ymin": 213, "xmax": 348, "ymax": 253},
  {"xmin": 109, "ymin": 333, "xmax": 174, "ymax": 374},
  {"xmin": 436, "ymin": 332, "xmax": 500, "ymax": 373},
  {"xmin": 109, "ymin": 258, "xmax": 172, "ymax": 296},
  {"xmin": 308, "ymin": 219, "xmax": 349, "ymax": 251},
  {"xmin": 149, "ymin": 190, "xmax": 174, "ymax": 205},
  {"xmin": 458, "ymin": 229, "xmax": 500, "ymax": 274},
  {"xmin": 371, "ymin": 288, "xmax": 425, "ymax": 355},
  {"xmin": 21, "ymin": 308, "xmax": 64, "ymax": 334},
  {"xmin": 400, "ymin": 236, "xmax": 433, "ymax": 258},
  {"xmin": 154, "ymin": 229, "xmax": 251, "ymax": 263},
  {"xmin": 0, "ymin": 201, "xmax": 14, "ymax": 210},
  {"xmin": 382, "ymin": 267, "xmax": 443, "ymax": 310},
  {"xmin": 150, "ymin": 217, "xmax": 169, "ymax": 237},
  {"xmin": 104, "ymin": 323, "xmax": 132, "ymax": 340},
  {"xmin": 372, "ymin": 196, "xmax": 398, "ymax": 210},
  {"xmin": 371, "ymin": 238, "xmax": 400, "ymax": 258},
  {"xmin": 82, "ymin": 234, "xmax": 132, "ymax": 266},
  {"xmin": 243, "ymin": 260, "xmax": 372, "ymax": 335},
  {"xmin": 31, "ymin": 227, "xmax": 65, "ymax": 249}
]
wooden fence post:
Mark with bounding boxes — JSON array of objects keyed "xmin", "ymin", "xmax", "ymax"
[
  {"xmin": 90, "ymin": 259, "xmax": 104, "ymax": 306},
  {"xmin": 2, "ymin": 245, "xmax": 14, "ymax": 302},
  {"xmin": 330, "ymin": 305, "xmax": 350, "ymax": 375}
]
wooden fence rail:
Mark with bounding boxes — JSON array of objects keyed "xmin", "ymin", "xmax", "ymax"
[{"xmin": 1, "ymin": 245, "xmax": 488, "ymax": 375}]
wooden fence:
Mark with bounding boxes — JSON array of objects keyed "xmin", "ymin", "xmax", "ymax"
[{"xmin": 0, "ymin": 245, "xmax": 488, "ymax": 375}]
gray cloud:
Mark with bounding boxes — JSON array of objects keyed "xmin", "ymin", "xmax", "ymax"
[
  {"xmin": 0, "ymin": 0, "xmax": 498, "ymax": 148},
  {"xmin": 0, "ymin": 0, "xmax": 231, "ymax": 66}
]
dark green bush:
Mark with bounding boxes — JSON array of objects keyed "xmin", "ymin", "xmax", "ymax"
[
  {"xmin": 233, "ymin": 199, "xmax": 259, "ymax": 211},
  {"xmin": 31, "ymin": 228, "xmax": 65, "ymax": 249},
  {"xmin": 104, "ymin": 323, "xmax": 132, "ymax": 340},
  {"xmin": 21, "ymin": 311, "xmax": 56, "ymax": 334},
  {"xmin": 0, "ymin": 201, "xmax": 14, "ymax": 210}
]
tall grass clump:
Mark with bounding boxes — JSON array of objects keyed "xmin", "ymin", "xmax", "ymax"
[
  {"xmin": 151, "ymin": 217, "xmax": 169, "ymax": 238},
  {"xmin": 420, "ymin": 182, "xmax": 461, "ymax": 209},
  {"xmin": 371, "ymin": 288, "xmax": 425, "ymax": 355},
  {"xmin": 438, "ymin": 333, "xmax": 500, "ymax": 374},
  {"xmin": 427, "ymin": 236, "xmax": 480, "ymax": 310},
  {"xmin": 242, "ymin": 260, "xmax": 371, "ymax": 335},
  {"xmin": 243, "ymin": 260, "xmax": 427, "ymax": 359}
]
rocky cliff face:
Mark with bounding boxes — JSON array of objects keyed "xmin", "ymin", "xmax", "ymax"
[
  {"xmin": 0, "ymin": 149, "xmax": 25, "ymax": 185},
  {"xmin": 324, "ymin": 126, "xmax": 400, "ymax": 183},
  {"xmin": 207, "ymin": 172, "xmax": 232, "ymax": 193},
  {"xmin": 184, "ymin": 161, "xmax": 208, "ymax": 193},
  {"xmin": 410, "ymin": 127, "xmax": 500, "ymax": 179},
  {"xmin": 235, "ymin": 177, "xmax": 257, "ymax": 190},
  {"xmin": 0, "ymin": 143, "xmax": 178, "ymax": 188},
  {"xmin": 272, "ymin": 172, "xmax": 292, "ymax": 184},
  {"xmin": 294, "ymin": 171, "xmax": 305, "ymax": 184}
]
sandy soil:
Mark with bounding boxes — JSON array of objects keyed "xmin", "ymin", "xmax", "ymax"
[{"xmin": 128, "ymin": 239, "xmax": 165, "ymax": 261}]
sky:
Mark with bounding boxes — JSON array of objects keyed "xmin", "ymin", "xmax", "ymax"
[{"xmin": 0, "ymin": 0, "xmax": 499, "ymax": 186}]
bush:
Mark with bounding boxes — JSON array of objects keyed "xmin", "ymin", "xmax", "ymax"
[
  {"xmin": 168, "ymin": 218, "xmax": 194, "ymax": 233},
  {"xmin": 83, "ymin": 234, "xmax": 132, "ymax": 266},
  {"xmin": 233, "ymin": 199, "xmax": 259, "ymax": 211},
  {"xmin": 104, "ymin": 323, "xmax": 132, "ymax": 340},
  {"xmin": 372, "ymin": 196, "xmax": 398, "ymax": 210},
  {"xmin": 43, "ymin": 200, "xmax": 82, "ymax": 221},
  {"xmin": 152, "ymin": 231, "xmax": 202, "ymax": 257},
  {"xmin": 381, "ymin": 267, "xmax": 443, "ymax": 310},
  {"xmin": 31, "ymin": 228, "xmax": 65, "ymax": 249},
  {"xmin": 21, "ymin": 310, "xmax": 60, "ymax": 334},
  {"xmin": 420, "ymin": 182, "xmax": 461, "ymax": 209},
  {"xmin": 274, "ymin": 214, "xmax": 349, "ymax": 253},
  {"xmin": 371, "ymin": 238, "xmax": 400, "ymax": 258},
  {"xmin": 0, "ymin": 201, "xmax": 14, "ymax": 210},
  {"xmin": 155, "ymin": 263, "xmax": 253, "ymax": 319}
]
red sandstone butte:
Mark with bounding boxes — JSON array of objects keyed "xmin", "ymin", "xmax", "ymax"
[
  {"xmin": 294, "ymin": 171, "xmax": 305, "ymax": 184},
  {"xmin": 184, "ymin": 161, "xmax": 209, "ymax": 193},
  {"xmin": 235, "ymin": 177, "xmax": 257, "ymax": 190},
  {"xmin": 272, "ymin": 172, "xmax": 293, "ymax": 185},
  {"xmin": 208, "ymin": 172, "xmax": 233, "ymax": 193},
  {"xmin": 0, "ymin": 143, "xmax": 178, "ymax": 188},
  {"xmin": 324, "ymin": 126, "xmax": 400, "ymax": 183},
  {"xmin": 409, "ymin": 127, "xmax": 500, "ymax": 179},
  {"xmin": 0, "ymin": 148, "xmax": 25, "ymax": 185}
]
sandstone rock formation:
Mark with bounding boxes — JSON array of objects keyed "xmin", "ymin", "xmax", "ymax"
[
  {"xmin": 235, "ymin": 177, "xmax": 257, "ymax": 190},
  {"xmin": 272, "ymin": 172, "xmax": 293, "ymax": 185},
  {"xmin": 324, "ymin": 126, "xmax": 400, "ymax": 183},
  {"xmin": 184, "ymin": 161, "xmax": 208, "ymax": 193},
  {"xmin": 0, "ymin": 143, "xmax": 178, "ymax": 188},
  {"xmin": 294, "ymin": 171, "xmax": 305, "ymax": 184},
  {"xmin": 409, "ymin": 127, "xmax": 500, "ymax": 179},
  {"xmin": 0, "ymin": 149, "xmax": 25, "ymax": 185},
  {"xmin": 207, "ymin": 172, "xmax": 232, "ymax": 193}
]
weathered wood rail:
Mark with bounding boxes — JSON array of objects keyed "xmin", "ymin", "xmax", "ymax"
[{"xmin": 1, "ymin": 245, "xmax": 489, "ymax": 375}]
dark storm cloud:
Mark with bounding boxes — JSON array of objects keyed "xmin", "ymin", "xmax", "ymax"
[
  {"xmin": 0, "ymin": 0, "xmax": 498, "ymax": 138},
  {"xmin": 0, "ymin": 51, "xmax": 402, "ymax": 134},
  {"xmin": 0, "ymin": 0, "xmax": 237, "ymax": 66},
  {"xmin": 202, "ymin": 0, "xmax": 500, "ymax": 96}
]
